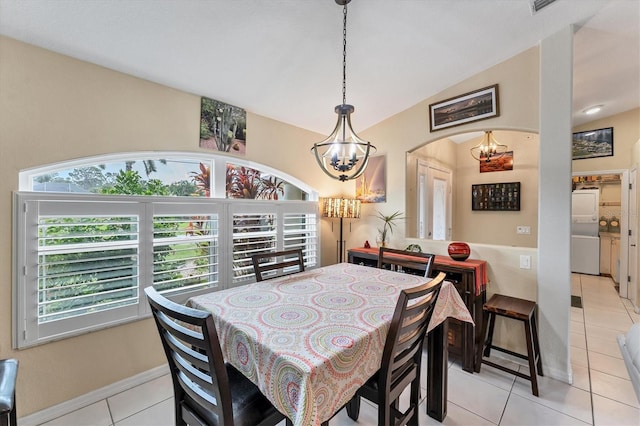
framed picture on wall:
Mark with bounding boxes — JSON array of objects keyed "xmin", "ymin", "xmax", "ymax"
[
  {"xmin": 572, "ymin": 127, "xmax": 613, "ymax": 160},
  {"xmin": 480, "ymin": 151, "xmax": 514, "ymax": 173},
  {"xmin": 199, "ymin": 97, "xmax": 247, "ymax": 155},
  {"xmin": 355, "ymin": 155, "xmax": 386, "ymax": 203},
  {"xmin": 472, "ymin": 182, "xmax": 520, "ymax": 211},
  {"xmin": 429, "ymin": 84, "xmax": 499, "ymax": 132}
]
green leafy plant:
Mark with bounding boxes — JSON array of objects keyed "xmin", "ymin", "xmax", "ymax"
[{"xmin": 376, "ymin": 210, "xmax": 404, "ymax": 247}]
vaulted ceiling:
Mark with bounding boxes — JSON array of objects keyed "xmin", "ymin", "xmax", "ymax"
[{"xmin": 1, "ymin": 0, "xmax": 637, "ymax": 134}]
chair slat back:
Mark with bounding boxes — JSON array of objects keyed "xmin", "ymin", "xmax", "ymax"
[
  {"xmin": 378, "ymin": 247, "xmax": 435, "ymax": 278},
  {"xmin": 252, "ymin": 248, "xmax": 305, "ymax": 281},
  {"xmin": 145, "ymin": 286, "xmax": 232, "ymax": 425},
  {"xmin": 380, "ymin": 272, "xmax": 444, "ymax": 395}
]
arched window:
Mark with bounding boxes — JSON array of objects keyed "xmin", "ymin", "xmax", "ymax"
[
  {"xmin": 15, "ymin": 153, "xmax": 319, "ymax": 348},
  {"xmin": 20, "ymin": 152, "xmax": 315, "ymax": 201}
]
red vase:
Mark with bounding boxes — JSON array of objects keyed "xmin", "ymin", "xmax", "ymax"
[{"xmin": 448, "ymin": 242, "xmax": 470, "ymax": 261}]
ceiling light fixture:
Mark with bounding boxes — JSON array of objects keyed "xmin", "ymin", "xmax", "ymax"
[
  {"xmin": 583, "ymin": 105, "xmax": 603, "ymax": 115},
  {"xmin": 311, "ymin": 0, "xmax": 376, "ymax": 182},
  {"xmin": 470, "ymin": 131, "xmax": 508, "ymax": 162}
]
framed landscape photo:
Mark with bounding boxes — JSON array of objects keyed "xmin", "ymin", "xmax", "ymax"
[
  {"xmin": 572, "ymin": 127, "xmax": 613, "ymax": 160},
  {"xmin": 355, "ymin": 155, "xmax": 386, "ymax": 203},
  {"xmin": 480, "ymin": 151, "xmax": 513, "ymax": 173},
  {"xmin": 429, "ymin": 84, "xmax": 499, "ymax": 132}
]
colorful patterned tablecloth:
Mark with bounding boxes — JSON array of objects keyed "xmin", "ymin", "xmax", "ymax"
[{"xmin": 187, "ymin": 263, "xmax": 473, "ymax": 426}]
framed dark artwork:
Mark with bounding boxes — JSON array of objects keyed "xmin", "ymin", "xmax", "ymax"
[
  {"xmin": 572, "ymin": 127, "xmax": 613, "ymax": 160},
  {"xmin": 480, "ymin": 151, "xmax": 513, "ymax": 173},
  {"xmin": 429, "ymin": 84, "xmax": 499, "ymax": 132},
  {"xmin": 200, "ymin": 97, "xmax": 247, "ymax": 155},
  {"xmin": 355, "ymin": 155, "xmax": 386, "ymax": 203},
  {"xmin": 472, "ymin": 182, "xmax": 520, "ymax": 211}
]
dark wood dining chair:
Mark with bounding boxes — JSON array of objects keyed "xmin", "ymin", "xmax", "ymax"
[
  {"xmin": 145, "ymin": 287, "xmax": 286, "ymax": 426},
  {"xmin": 251, "ymin": 248, "xmax": 305, "ymax": 282},
  {"xmin": 378, "ymin": 247, "xmax": 435, "ymax": 278},
  {"xmin": 0, "ymin": 358, "xmax": 18, "ymax": 426},
  {"xmin": 346, "ymin": 272, "xmax": 445, "ymax": 426}
]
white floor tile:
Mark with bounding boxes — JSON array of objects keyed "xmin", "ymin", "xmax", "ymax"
[
  {"xmin": 571, "ymin": 320, "xmax": 585, "ymax": 334},
  {"xmin": 114, "ymin": 398, "xmax": 174, "ymax": 426},
  {"xmin": 586, "ymin": 334, "xmax": 623, "ymax": 358},
  {"xmin": 501, "ymin": 393, "xmax": 590, "ymax": 425},
  {"xmin": 107, "ymin": 374, "xmax": 173, "ymax": 423},
  {"xmin": 417, "ymin": 400, "xmax": 496, "ymax": 425},
  {"xmin": 588, "ymin": 351, "xmax": 632, "ymax": 380},
  {"xmin": 39, "ymin": 400, "xmax": 112, "ymax": 426},
  {"xmin": 571, "ymin": 346, "xmax": 588, "ymax": 368},
  {"xmin": 590, "ymin": 369, "xmax": 640, "ymax": 408},
  {"xmin": 571, "ymin": 331, "xmax": 587, "ymax": 349},
  {"xmin": 328, "ymin": 399, "xmax": 377, "ymax": 425},
  {"xmin": 512, "ymin": 375, "xmax": 592, "ymax": 424},
  {"xmin": 570, "ymin": 364, "xmax": 591, "ymax": 392},
  {"xmin": 592, "ymin": 394, "xmax": 640, "ymax": 426},
  {"xmin": 583, "ymin": 307, "xmax": 634, "ymax": 331},
  {"xmin": 446, "ymin": 367, "xmax": 510, "ymax": 424},
  {"xmin": 585, "ymin": 323, "xmax": 626, "ymax": 340},
  {"xmin": 571, "ymin": 307, "xmax": 584, "ymax": 323}
]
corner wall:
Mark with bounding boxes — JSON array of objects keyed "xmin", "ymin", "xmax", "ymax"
[{"xmin": 0, "ymin": 35, "xmax": 339, "ymax": 415}]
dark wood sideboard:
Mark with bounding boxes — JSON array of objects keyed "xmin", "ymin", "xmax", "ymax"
[{"xmin": 347, "ymin": 247, "xmax": 486, "ymax": 373}]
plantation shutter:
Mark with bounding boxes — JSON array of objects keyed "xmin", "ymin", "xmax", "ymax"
[
  {"xmin": 152, "ymin": 202, "xmax": 221, "ymax": 295},
  {"xmin": 230, "ymin": 205, "xmax": 278, "ymax": 284},
  {"xmin": 22, "ymin": 199, "xmax": 143, "ymax": 343}
]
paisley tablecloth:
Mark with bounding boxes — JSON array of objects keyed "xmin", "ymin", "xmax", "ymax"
[{"xmin": 187, "ymin": 262, "xmax": 472, "ymax": 426}]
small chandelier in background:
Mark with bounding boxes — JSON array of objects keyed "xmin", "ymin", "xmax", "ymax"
[
  {"xmin": 311, "ymin": 0, "xmax": 376, "ymax": 182},
  {"xmin": 470, "ymin": 131, "xmax": 508, "ymax": 162}
]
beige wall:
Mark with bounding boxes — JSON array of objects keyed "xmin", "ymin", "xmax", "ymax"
[
  {"xmin": 408, "ymin": 131, "xmax": 539, "ymax": 247},
  {"xmin": 0, "ymin": 36, "xmax": 346, "ymax": 415},
  {"xmin": 455, "ymin": 131, "xmax": 538, "ymax": 247},
  {"xmin": 572, "ymin": 108, "xmax": 640, "ymax": 172},
  {"xmin": 350, "ymin": 47, "xmax": 540, "ymax": 270}
]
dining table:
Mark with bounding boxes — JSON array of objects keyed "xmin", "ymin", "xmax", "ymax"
[{"xmin": 187, "ymin": 262, "xmax": 473, "ymax": 426}]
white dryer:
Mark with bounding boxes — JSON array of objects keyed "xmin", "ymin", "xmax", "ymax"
[{"xmin": 571, "ymin": 189, "xmax": 600, "ymax": 275}]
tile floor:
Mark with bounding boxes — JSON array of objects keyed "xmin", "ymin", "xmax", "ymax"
[{"xmin": 35, "ymin": 274, "xmax": 640, "ymax": 425}]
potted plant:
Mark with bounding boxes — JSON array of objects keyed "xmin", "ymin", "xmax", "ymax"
[{"xmin": 376, "ymin": 210, "xmax": 404, "ymax": 247}]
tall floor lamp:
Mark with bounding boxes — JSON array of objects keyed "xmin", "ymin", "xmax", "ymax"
[{"xmin": 322, "ymin": 198, "xmax": 361, "ymax": 263}]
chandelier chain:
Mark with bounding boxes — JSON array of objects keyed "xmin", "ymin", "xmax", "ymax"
[{"xmin": 342, "ymin": 3, "xmax": 347, "ymax": 105}]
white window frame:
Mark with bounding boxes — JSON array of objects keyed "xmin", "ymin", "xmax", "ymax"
[{"xmin": 14, "ymin": 152, "xmax": 319, "ymax": 349}]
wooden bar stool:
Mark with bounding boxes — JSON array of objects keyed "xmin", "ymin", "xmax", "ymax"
[{"xmin": 480, "ymin": 294, "xmax": 543, "ymax": 396}]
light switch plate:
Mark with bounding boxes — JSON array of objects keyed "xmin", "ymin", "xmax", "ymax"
[{"xmin": 520, "ymin": 255, "xmax": 531, "ymax": 269}]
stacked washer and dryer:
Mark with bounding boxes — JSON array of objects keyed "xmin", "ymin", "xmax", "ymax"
[{"xmin": 571, "ymin": 189, "xmax": 600, "ymax": 275}]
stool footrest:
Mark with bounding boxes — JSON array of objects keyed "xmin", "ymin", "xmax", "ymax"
[
  {"xmin": 481, "ymin": 359, "xmax": 535, "ymax": 381},
  {"xmin": 484, "ymin": 345, "xmax": 528, "ymax": 361}
]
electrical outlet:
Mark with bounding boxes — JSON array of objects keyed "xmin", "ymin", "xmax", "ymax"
[
  {"xmin": 520, "ymin": 255, "xmax": 531, "ymax": 269},
  {"xmin": 517, "ymin": 225, "xmax": 531, "ymax": 234}
]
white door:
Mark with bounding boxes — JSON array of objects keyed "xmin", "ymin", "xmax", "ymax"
[
  {"xmin": 417, "ymin": 161, "xmax": 452, "ymax": 240},
  {"xmin": 629, "ymin": 167, "xmax": 638, "ymax": 305}
]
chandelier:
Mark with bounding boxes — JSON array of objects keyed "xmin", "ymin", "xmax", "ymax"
[
  {"xmin": 470, "ymin": 131, "xmax": 508, "ymax": 162},
  {"xmin": 311, "ymin": 0, "xmax": 376, "ymax": 182}
]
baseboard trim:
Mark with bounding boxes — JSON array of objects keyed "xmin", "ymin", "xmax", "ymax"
[{"xmin": 18, "ymin": 364, "xmax": 169, "ymax": 426}]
